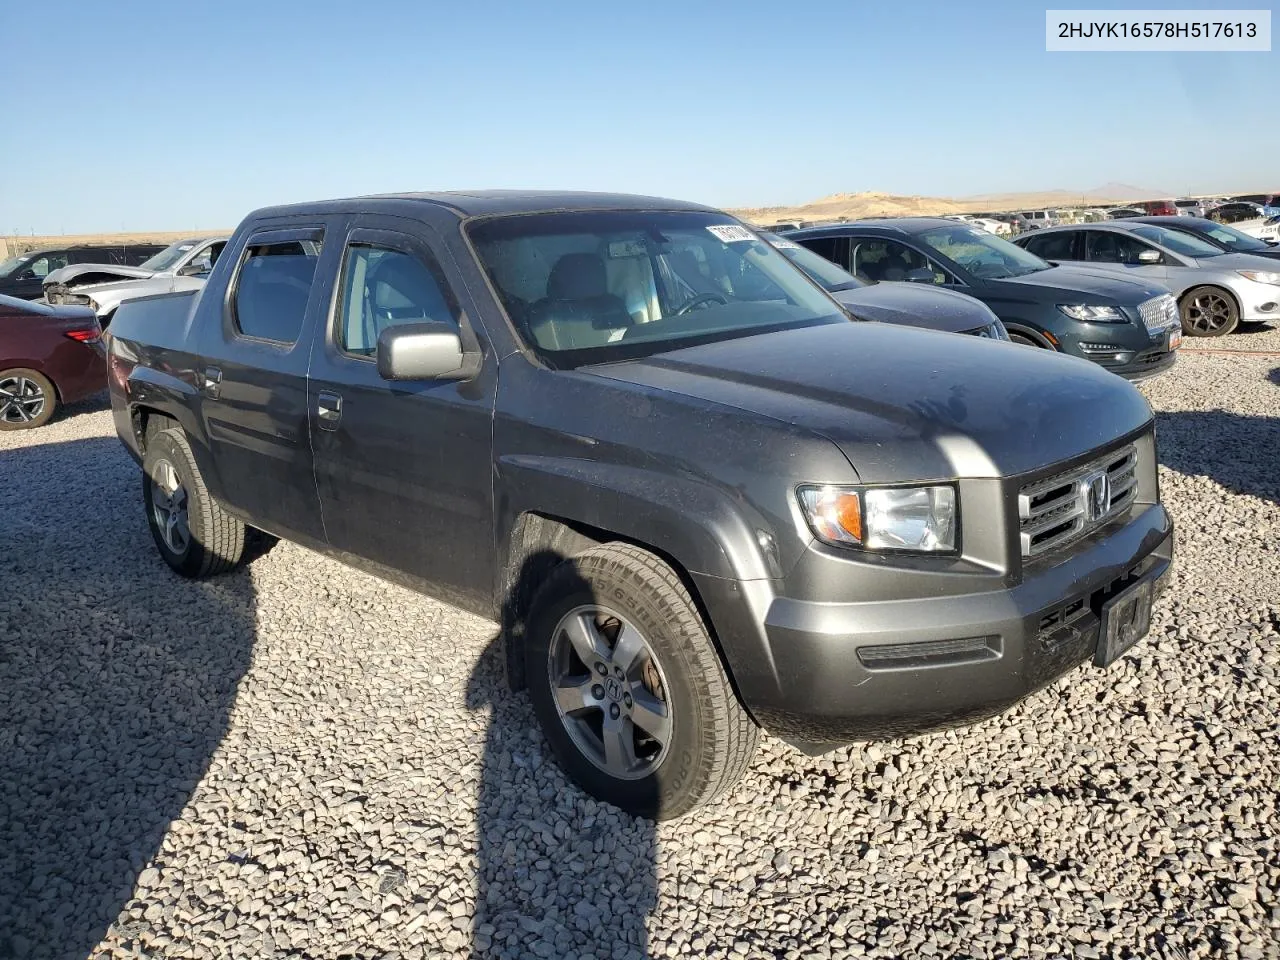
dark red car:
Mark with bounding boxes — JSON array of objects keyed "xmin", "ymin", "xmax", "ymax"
[
  {"xmin": 0, "ymin": 294, "xmax": 106, "ymax": 429},
  {"xmin": 1139, "ymin": 199, "xmax": 1179, "ymax": 216}
]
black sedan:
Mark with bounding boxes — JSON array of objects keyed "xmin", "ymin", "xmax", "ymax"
[
  {"xmin": 1127, "ymin": 216, "xmax": 1280, "ymax": 262},
  {"xmin": 785, "ymin": 218, "xmax": 1180, "ymax": 381},
  {"xmin": 762, "ymin": 233, "xmax": 1009, "ymax": 339}
]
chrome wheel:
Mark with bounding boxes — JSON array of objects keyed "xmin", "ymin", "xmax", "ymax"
[
  {"xmin": 1186, "ymin": 292, "xmax": 1233, "ymax": 334},
  {"xmin": 150, "ymin": 459, "xmax": 191, "ymax": 555},
  {"xmin": 0, "ymin": 375, "xmax": 46, "ymax": 424},
  {"xmin": 547, "ymin": 605, "xmax": 673, "ymax": 780}
]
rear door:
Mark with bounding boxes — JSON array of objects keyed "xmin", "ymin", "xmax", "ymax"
[
  {"xmin": 306, "ymin": 216, "xmax": 497, "ymax": 614},
  {"xmin": 197, "ymin": 221, "xmax": 339, "ymax": 548}
]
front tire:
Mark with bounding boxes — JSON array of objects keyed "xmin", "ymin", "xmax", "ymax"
[
  {"xmin": 1180, "ymin": 286, "xmax": 1239, "ymax": 337},
  {"xmin": 0, "ymin": 368, "xmax": 57, "ymax": 430},
  {"xmin": 525, "ymin": 543, "xmax": 759, "ymax": 820},
  {"xmin": 142, "ymin": 427, "xmax": 250, "ymax": 577}
]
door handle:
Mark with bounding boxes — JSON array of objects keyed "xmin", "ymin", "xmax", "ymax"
[
  {"xmin": 203, "ymin": 367, "xmax": 222, "ymax": 398},
  {"xmin": 317, "ymin": 391, "xmax": 343, "ymax": 430}
]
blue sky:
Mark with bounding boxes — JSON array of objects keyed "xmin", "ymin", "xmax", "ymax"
[{"xmin": 1, "ymin": 0, "xmax": 1275, "ymax": 233}]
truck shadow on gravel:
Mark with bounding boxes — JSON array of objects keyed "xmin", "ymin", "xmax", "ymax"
[
  {"xmin": 0, "ymin": 436, "xmax": 255, "ymax": 960},
  {"xmin": 1155, "ymin": 406, "xmax": 1280, "ymax": 506},
  {"xmin": 467, "ymin": 551, "xmax": 657, "ymax": 960}
]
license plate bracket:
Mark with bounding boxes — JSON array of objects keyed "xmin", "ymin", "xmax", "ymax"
[{"xmin": 1095, "ymin": 578, "xmax": 1154, "ymax": 667}]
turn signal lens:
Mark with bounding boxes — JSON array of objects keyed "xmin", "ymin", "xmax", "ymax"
[{"xmin": 797, "ymin": 487, "xmax": 863, "ymax": 545}]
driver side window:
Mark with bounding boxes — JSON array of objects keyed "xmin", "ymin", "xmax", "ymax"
[
  {"xmin": 1085, "ymin": 232, "xmax": 1152, "ymax": 264},
  {"xmin": 851, "ymin": 240, "xmax": 947, "ymax": 284},
  {"xmin": 23, "ymin": 254, "xmax": 68, "ymax": 279},
  {"xmin": 338, "ymin": 245, "xmax": 459, "ymax": 358}
]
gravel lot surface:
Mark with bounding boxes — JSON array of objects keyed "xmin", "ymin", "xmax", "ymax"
[{"xmin": 2, "ymin": 349, "xmax": 1278, "ymax": 960}]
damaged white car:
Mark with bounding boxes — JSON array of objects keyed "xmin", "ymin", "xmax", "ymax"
[{"xmin": 43, "ymin": 236, "xmax": 227, "ymax": 325}]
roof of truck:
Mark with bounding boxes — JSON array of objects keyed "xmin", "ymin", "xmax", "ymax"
[{"xmin": 250, "ymin": 191, "xmax": 716, "ymax": 221}]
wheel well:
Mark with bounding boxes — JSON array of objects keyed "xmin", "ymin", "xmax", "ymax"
[
  {"xmin": 500, "ymin": 513, "xmax": 723, "ymax": 694},
  {"xmin": 1003, "ymin": 323, "xmax": 1053, "ymax": 348},
  {"xmin": 133, "ymin": 407, "xmax": 179, "ymax": 455}
]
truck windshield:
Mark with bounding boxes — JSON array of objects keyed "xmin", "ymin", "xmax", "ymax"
[
  {"xmin": 917, "ymin": 224, "xmax": 1051, "ymax": 279},
  {"xmin": 138, "ymin": 239, "xmax": 201, "ymax": 272},
  {"xmin": 469, "ymin": 211, "xmax": 844, "ymax": 363}
]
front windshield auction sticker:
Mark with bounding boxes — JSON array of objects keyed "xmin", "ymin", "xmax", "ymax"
[
  {"xmin": 706, "ymin": 225, "xmax": 756, "ymax": 243},
  {"xmin": 1046, "ymin": 9, "xmax": 1270, "ymax": 50}
]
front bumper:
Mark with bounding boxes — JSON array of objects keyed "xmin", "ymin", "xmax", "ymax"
[{"xmin": 729, "ymin": 503, "xmax": 1173, "ymax": 750}]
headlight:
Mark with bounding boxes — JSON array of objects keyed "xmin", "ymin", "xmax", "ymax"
[
  {"xmin": 1058, "ymin": 304, "xmax": 1127, "ymax": 322},
  {"xmin": 797, "ymin": 484, "xmax": 957, "ymax": 552},
  {"xmin": 1238, "ymin": 270, "xmax": 1280, "ymax": 285}
]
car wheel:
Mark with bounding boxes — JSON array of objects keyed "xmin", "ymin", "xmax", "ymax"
[
  {"xmin": 142, "ymin": 427, "xmax": 250, "ymax": 577},
  {"xmin": 1180, "ymin": 286, "xmax": 1239, "ymax": 337},
  {"xmin": 525, "ymin": 543, "xmax": 759, "ymax": 820},
  {"xmin": 0, "ymin": 368, "xmax": 58, "ymax": 430}
]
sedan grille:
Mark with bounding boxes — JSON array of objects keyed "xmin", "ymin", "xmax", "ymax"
[
  {"xmin": 1137, "ymin": 294, "xmax": 1178, "ymax": 333},
  {"xmin": 1018, "ymin": 445, "xmax": 1138, "ymax": 559}
]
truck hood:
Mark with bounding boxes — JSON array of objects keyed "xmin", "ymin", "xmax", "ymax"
[
  {"xmin": 832, "ymin": 284, "xmax": 995, "ymax": 333},
  {"xmin": 992, "ymin": 265, "xmax": 1167, "ymax": 303},
  {"xmin": 44, "ymin": 263, "xmax": 158, "ymax": 287},
  {"xmin": 588, "ymin": 321, "xmax": 1152, "ymax": 483}
]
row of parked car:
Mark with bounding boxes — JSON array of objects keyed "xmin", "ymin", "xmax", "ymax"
[{"xmin": 5, "ymin": 195, "xmax": 1278, "ymax": 432}]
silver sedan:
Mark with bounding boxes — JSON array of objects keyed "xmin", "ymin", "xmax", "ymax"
[{"xmin": 1015, "ymin": 221, "xmax": 1280, "ymax": 336}]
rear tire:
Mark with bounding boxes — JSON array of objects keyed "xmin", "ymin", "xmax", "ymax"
[
  {"xmin": 1180, "ymin": 286, "xmax": 1239, "ymax": 337},
  {"xmin": 0, "ymin": 368, "xmax": 57, "ymax": 430},
  {"xmin": 525, "ymin": 543, "xmax": 759, "ymax": 820},
  {"xmin": 142, "ymin": 427, "xmax": 249, "ymax": 578}
]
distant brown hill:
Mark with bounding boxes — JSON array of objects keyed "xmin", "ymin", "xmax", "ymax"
[{"xmin": 731, "ymin": 185, "xmax": 1172, "ymax": 226}]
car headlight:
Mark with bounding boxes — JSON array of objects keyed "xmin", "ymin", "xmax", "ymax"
[
  {"xmin": 797, "ymin": 484, "xmax": 957, "ymax": 552},
  {"xmin": 1238, "ymin": 270, "xmax": 1280, "ymax": 286},
  {"xmin": 1058, "ymin": 304, "xmax": 1127, "ymax": 322}
]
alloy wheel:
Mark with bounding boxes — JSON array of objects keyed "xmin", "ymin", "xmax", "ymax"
[
  {"xmin": 1186, "ymin": 292, "xmax": 1233, "ymax": 334},
  {"xmin": 0, "ymin": 375, "xmax": 47, "ymax": 424},
  {"xmin": 546, "ymin": 605, "xmax": 673, "ymax": 780},
  {"xmin": 150, "ymin": 459, "xmax": 191, "ymax": 555}
]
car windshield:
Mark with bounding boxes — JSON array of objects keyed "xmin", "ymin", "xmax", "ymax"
[
  {"xmin": 1131, "ymin": 225, "xmax": 1225, "ymax": 258},
  {"xmin": 138, "ymin": 239, "xmax": 200, "ymax": 272},
  {"xmin": 1194, "ymin": 221, "xmax": 1270, "ymax": 252},
  {"xmin": 763, "ymin": 234, "xmax": 864, "ymax": 291},
  {"xmin": 917, "ymin": 224, "xmax": 1051, "ymax": 279},
  {"xmin": 469, "ymin": 211, "xmax": 844, "ymax": 364},
  {"xmin": 0, "ymin": 253, "xmax": 33, "ymax": 279}
]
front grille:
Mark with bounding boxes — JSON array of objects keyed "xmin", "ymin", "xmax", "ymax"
[
  {"xmin": 1137, "ymin": 294, "xmax": 1178, "ymax": 333},
  {"xmin": 1018, "ymin": 445, "xmax": 1138, "ymax": 558}
]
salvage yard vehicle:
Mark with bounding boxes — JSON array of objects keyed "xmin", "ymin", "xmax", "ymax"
[
  {"xmin": 43, "ymin": 236, "xmax": 228, "ymax": 325},
  {"xmin": 1016, "ymin": 221, "xmax": 1280, "ymax": 337},
  {"xmin": 0, "ymin": 243, "xmax": 165, "ymax": 300},
  {"xmin": 0, "ymin": 294, "xmax": 105, "ymax": 429},
  {"xmin": 107, "ymin": 191, "xmax": 1174, "ymax": 819},
  {"xmin": 761, "ymin": 233, "xmax": 1010, "ymax": 339},
  {"xmin": 786, "ymin": 218, "xmax": 1181, "ymax": 380}
]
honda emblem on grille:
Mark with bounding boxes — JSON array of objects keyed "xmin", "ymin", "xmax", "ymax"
[{"xmin": 1082, "ymin": 470, "xmax": 1111, "ymax": 521}]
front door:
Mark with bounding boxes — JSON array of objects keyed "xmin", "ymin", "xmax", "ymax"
[
  {"xmin": 1083, "ymin": 230, "xmax": 1169, "ymax": 283},
  {"xmin": 307, "ymin": 216, "xmax": 497, "ymax": 616},
  {"xmin": 197, "ymin": 222, "xmax": 337, "ymax": 548}
]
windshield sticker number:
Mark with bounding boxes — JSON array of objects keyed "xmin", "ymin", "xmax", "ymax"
[{"xmin": 707, "ymin": 225, "xmax": 756, "ymax": 243}]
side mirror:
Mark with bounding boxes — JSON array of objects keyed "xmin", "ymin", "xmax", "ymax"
[
  {"xmin": 1136, "ymin": 250, "xmax": 1162, "ymax": 264},
  {"xmin": 177, "ymin": 262, "xmax": 208, "ymax": 277},
  {"xmin": 19, "ymin": 269, "xmax": 39, "ymax": 281},
  {"xmin": 903, "ymin": 267, "xmax": 935, "ymax": 283},
  {"xmin": 377, "ymin": 322, "xmax": 469, "ymax": 381}
]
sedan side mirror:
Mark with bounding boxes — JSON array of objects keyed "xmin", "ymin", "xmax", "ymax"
[
  {"xmin": 177, "ymin": 262, "xmax": 208, "ymax": 277},
  {"xmin": 903, "ymin": 267, "xmax": 935, "ymax": 283},
  {"xmin": 19, "ymin": 269, "xmax": 38, "ymax": 281},
  {"xmin": 1136, "ymin": 250, "xmax": 1162, "ymax": 264},
  {"xmin": 377, "ymin": 322, "xmax": 471, "ymax": 381}
]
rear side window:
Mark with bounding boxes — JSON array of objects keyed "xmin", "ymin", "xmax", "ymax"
[
  {"xmin": 233, "ymin": 239, "xmax": 322, "ymax": 343},
  {"xmin": 1024, "ymin": 231, "xmax": 1078, "ymax": 260},
  {"xmin": 337, "ymin": 245, "xmax": 459, "ymax": 357}
]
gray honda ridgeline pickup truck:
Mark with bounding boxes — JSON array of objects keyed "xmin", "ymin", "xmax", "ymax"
[{"xmin": 107, "ymin": 191, "xmax": 1173, "ymax": 819}]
